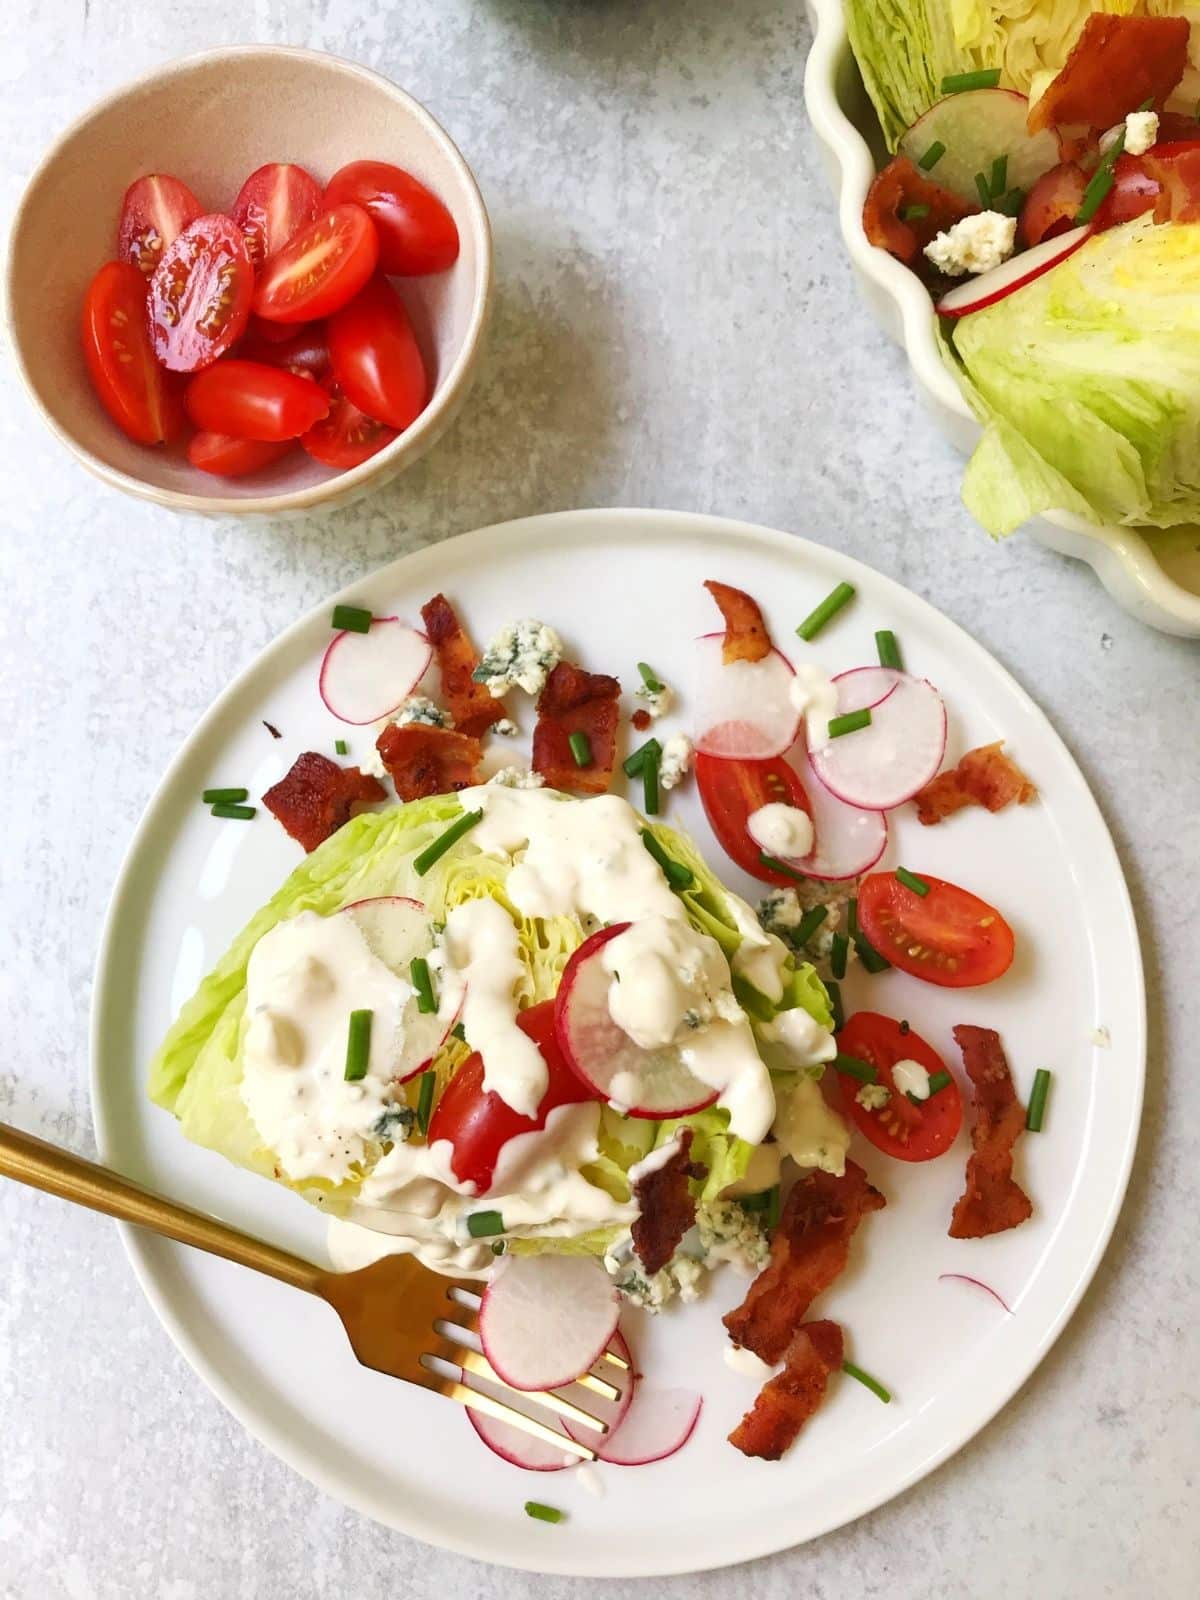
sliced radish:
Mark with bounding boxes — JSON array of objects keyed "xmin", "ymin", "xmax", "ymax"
[
  {"xmin": 562, "ymin": 1330, "xmax": 637, "ymax": 1445},
  {"xmin": 693, "ymin": 634, "xmax": 801, "ymax": 760},
  {"xmin": 467, "ymin": 1408, "xmax": 579, "ymax": 1471},
  {"xmin": 595, "ymin": 1387, "xmax": 703, "ymax": 1467},
  {"xmin": 318, "ymin": 616, "xmax": 431, "ymax": 725},
  {"xmin": 479, "ymin": 1255, "xmax": 620, "ymax": 1393},
  {"xmin": 936, "ymin": 223, "xmax": 1093, "ymax": 318},
  {"xmin": 809, "ymin": 670, "xmax": 946, "ymax": 812},
  {"xmin": 899, "ymin": 89, "xmax": 1060, "ymax": 208},
  {"xmin": 784, "ymin": 742, "xmax": 889, "ymax": 881},
  {"xmin": 342, "ymin": 896, "xmax": 456, "ymax": 1082},
  {"xmin": 555, "ymin": 925, "xmax": 719, "ymax": 1119}
]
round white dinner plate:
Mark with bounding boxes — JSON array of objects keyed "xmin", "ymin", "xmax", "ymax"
[{"xmin": 91, "ymin": 509, "xmax": 1144, "ymax": 1575}]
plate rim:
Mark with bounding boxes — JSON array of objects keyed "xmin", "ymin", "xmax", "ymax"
[{"xmin": 89, "ymin": 506, "xmax": 1146, "ymax": 1575}]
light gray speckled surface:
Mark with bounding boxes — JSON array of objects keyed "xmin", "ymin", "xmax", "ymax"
[{"xmin": 1, "ymin": 3, "xmax": 1197, "ymax": 1596}]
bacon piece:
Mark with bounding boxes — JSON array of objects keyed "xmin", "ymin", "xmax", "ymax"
[
  {"xmin": 1147, "ymin": 143, "xmax": 1200, "ymax": 224},
  {"xmin": 630, "ymin": 1129, "xmax": 707, "ymax": 1276},
  {"xmin": 862, "ymin": 156, "xmax": 975, "ymax": 267},
  {"xmin": 631, "ymin": 708, "xmax": 652, "ymax": 731},
  {"xmin": 419, "ymin": 593, "xmax": 506, "ymax": 738},
  {"xmin": 914, "ymin": 741, "xmax": 1036, "ymax": 827},
  {"xmin": 723, "ymin": 1162, "xmax": 885, "ymax": 1363},
  {"xmin": 262, "ymin": 752, "xmax": 385, "ymax": 853},
  {"xmin": 532, "ymin": 660, "xmax": 620, "ymax": 795},
  {"xmin": 1018, "ymin": 162, "xmax": 1089, "ymax": 249},
  {"xmin": 376, "ymin": 723, "xmax": 483, "ymax": 801},
  {"xmin": 949, "ymin": 1025, "xmax": 1033, "ymax": 1240},
  {"xmin": 1027, "ymin": 16, "xmax": 1190, "ymax": 136},
  {"xmin": 728, "ymin": 1321, "xmax": 843, "ymax": 1461},
  {"xmin": 703, "ymin": 579, "xmax": 772, "ymax": 664}
]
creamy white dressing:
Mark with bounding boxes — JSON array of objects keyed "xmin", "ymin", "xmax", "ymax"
[
  {"xmin": 773, "ymin": 1074, "xmax": 851, "ymax": 1177},
  {"xmin": 723, "ymin": 890, "xmax": 790, "ymax": 1005},
  {"xmin": 892, "ymin": 1057, "xmax": 930, "ymax": 1100},
  {"xmin": 627, "ymin": 1132, "xmax": 683, "ymax": 1186},
  {"xmin": 724, "ymin": 1344, "xmax": 775, "ymax": 1379},
  {"xmin": 721, "ymin": 1139, "xmax": 782, "ymax": 1197},
  {"xmin": 755, "ymin": 1006, "xmax": 837, "ymax": 1070},
  {"xmin": 603, "ymin": 915, "xmax": 741, "ymax": 1050},
  {"xmin": 789, "ymin": 663, "xmax": 838, "ymax": 749},
  {"xmin": 746, "ymin": 802, "xmax": 814, "ymax": 861}
]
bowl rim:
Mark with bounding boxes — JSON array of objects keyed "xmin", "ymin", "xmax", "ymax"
[
  {"xmin": 2, "ymin": 43, "xmax": 494, "ymax": 516},
  {"xmin": 803, "ymin": 0, "xmax": 1200, "ymax": 635}
]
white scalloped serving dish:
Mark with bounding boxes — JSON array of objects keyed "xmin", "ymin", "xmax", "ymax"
[{"xmin": 803, "ymin": 0, "xmax": 1200, "ymax": 639}]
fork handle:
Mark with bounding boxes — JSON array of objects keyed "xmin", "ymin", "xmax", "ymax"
[{"xmin": 0, "ymin": 1121, "xmax": 324, "ymax": 1295}]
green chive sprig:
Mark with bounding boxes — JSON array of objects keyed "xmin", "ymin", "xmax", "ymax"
[
  {"xmin": 989, "ymin": 154, "xmax": 1008, "ymax": 199},
  {"xmin": 941, "ymin": 68, "xmax": 1001, "ymax": 93},
  {"xmin": 842, "ymin": 1360, "xmax": 892, "ymax": 1404},
  {"xmin": 410, "ymin": 956, "xmax": 436, "ymax": 1015},
  {"xmin": 335, "ymin": 738, "xmax": 348, "ymax": 756},
  {"xmin": 568, "ymin": 730, "xmax": 593, "ymax": 768},
  {"xmin": 637, "ymin": 661, "xmax": 664, "ymax": 693},
  {"xmin": 202, "ymin": 786, "xmax": 248, "ymax": 805},
  {"xmin": 796, "ymin": 581, "xmax": 856, "ymax": 642},
  {"xmin": 917, "ymin": 140, "xmax": 946, "ymax": 172},
  {"xmin": 331, "ymin": 604, "xmax": 372, "ymax": 634},
  {"xmin": 854, "ymin": 933, "xmax": 892, "ymax": 974},
  {"xmin": 828, "ymin": 708, "xmax": 871, "ymax": 739},
  {"xmin": 760, "ymin": 853, "xmax": 808, "ymax": 882},
  {"xmin": 1026, "ymin": 1068, "xmax": 1052, "ymax": 1132},
  {"xmin": 795, "ymin": 905, "xmax": 828, "ymax": 946},
  {"xmin": 525, "ymin": 1502, "xmax": 564, "ymax": 1524},
  {"xmin": 641, "ymin": 829, "xmax": 693, "ymax": 888},
  {"xmin": 826, "ymin": 978, "xmax": 845, "ymax": 1033},
  {"xmin": 896, "ymin": 866, "xmax": 930, "ymax": 897},
  {"xmin": 875, "ymin": 630, "xmax": 903, "ymax": 670},
  {"xmin": 211, "ymin": 802, "xmax": 256, "ymax": 820},
  {"xmin": 414, "ymin": 810, "xmax": 481, "ymax": 876},
  {"xmin": 623, "ymin": 737, "xmax": 661, "ymax": 779},
  {"xmin": 974, "ymin": 170, "xmax": 992, "ymax": 209},
  {"xmin": 831, "ymin": 931, "xmax": 849, "ymax": 980},
  {"xmin": 834, "ymin": 1053, "xmax": 877, "ymax": 1084},
  {"xmin": 467, "ymin": 1209, "xmax": 505, "ymax": 1238},
  {"xmin": 900, "ymin": 203, "xmax": 931, "ymax": 222},
  {"xmin": 642, "ymin": 740, "xmax": 661, "ymax": 816},
  {"xmin": 926, "ymin": 1070, "xmax": 953, "ymax": 1096},
  {"xmin": 415, "ymin": 1070, "xmax": 435, "ymax": 1135},
  {"xmin": 344, "ymin": 1009, "xmax": 373, "ymax": 1081}
]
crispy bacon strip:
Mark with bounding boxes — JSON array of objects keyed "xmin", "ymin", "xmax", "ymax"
[
  {"xmin": 376, "ymin": 723, "xmax": 483, "ymax": 801},
  {"xmin": 532, "ymin": 660, "xmax": 620, "ymax": 795},
  {"xmin": 262, "ymin": 752, "xmax": 385, "ymax": 853},
  {"xmin": 419, "ymin": 593, "xmax": 506, "ymax": 738},
  {"xmin": 703, "ymin": 579, "xmax": 771, "ymax": 664},
  {"xmin": 1147, "ymin": 144, "xmax": 1200, "ymax": 224},
  {"xmin": 914, "ymin": 741, "xmax": 1036, "ymax": 827},
  {"xmin": 1027, "ymin": 15, "xmax": 1190, "ymax": 135},
  {"xmin": 630, "ymin": 1129, "xmax": 707, "ymax": 1276},
  {"xmin": 728, "ymin": 1320, "xmax": 843, "ymax": 1461},
  {"xmin": 863, "ymin": 156, "xmax": 975, "ymax": 267},
  {"xmin": 723, "ymin": 1162, "xmax": 885, "ymax": 1364},
  {"xmin": 949, "ymin": 1025, "xmax": 1033, "ymax": 1240}
]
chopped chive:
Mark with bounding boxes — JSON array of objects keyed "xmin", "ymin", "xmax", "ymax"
[
  {"xmin": 941, "ymin": 68, "xmax": 1001, "ymax": 93},
  {"xmin": 1075, "ymin": 164, "xmax": 1116, "ymax": 225},
  {"xmin": 414, "ymin": 809, "xmax": 481, "ymax": 876},
  {"xmin": 834, "ymin": 1053, "xmax": 877, "ymax": 1084},
  {"xmin": 642, "ymin": 740, "xmax": 661, "ymax": 816},
  {"xmin": 334, "ymin": 738, "xmax": 348, "ymax": 756},
  {"xmin": 826, "ymin": 978, "xmax": 845, "ymax": 1033},
  {"xmin": 831, "ymin": 932, "xmax": 849, "ymax": 980},
  {"xmin": 451, "ymin": 1021, "xmax": 466, "ymax": 1041},
  {"xmin": 847, "ymin": 898, "xmax": 859, "ymax": 940},
  {"xmin": 795, "ymin": 905, "xmax": 828, "ymax": 946},
  {"xmin": 989, "ymin": 154, "xmax": 1008, "ymax": 199},
  {"xmin": 467, "ymin": 1209, "xmax": 505, "ymax": 1238},
  {"xmin": 623, "ymin": 737, "xmax": 660, "ymax": 779},
  {"xmin": 637, "ymin": 661, "xmax": 664, "ymax": 694},
  {"xmin": 796, "ymin": 581, "xmax": 856, "ymax": 642},
  {"xmin": 996, "ymin": 186, "xmax": 1025, "ymax": 217},
  {"xmin": 415, "ymin": 1070, "xmax": 435, "ymax": 1135},
  {"xmin": 918, "ymin": 140, "xmax": 946, "ymax": 172},
  {"xmin": 409, "ymin": 956, "xmax": 436, "ymax": 1014},
  {"xmin": 211, "ymin": 802, "xmax": 256, "ymax": 820},
  {"xmin": 926, "ymin": 1070, "xmax": 952, "ymax": 1096},
  {"xmin": 974, "ymin": 170, "xmax": 992, "ymax": 209},
  {"xmin": 842, "ymin": 1360, "xmax": 892, "ymax": 1404},
  {"xmin": 1137, "ymin": 95, "xmax": 1155, "ymax": 113},
  {"xmin": 854, "ymin": 934, "xmax": 892, "ymax": 974},
  {"xmin": 874, "ymin": 630, "xmax": 903, "ymax": 670},
  {"xmin": 827, "ymin": 708, "xmax": 872, "ymax": 739},
  {"xmin": 738, "ymin": 1189, "xmax": 773, "ymax": 1212},
  {"xmin": 759, "ymin": 852, "xmax": 809, "ymax": 883},
  {"xmin": 524, "ymin": 1502, "xmax": 564, "ymax": 1525},
  {"xmin": 899, "ymin": 202, "xmax": 931, "ymax": 221},
  {"xmin": 331, "ymin": 603, "xmax": 372, "ymax": 634},
  {"xmin": 568, "ymin": 730, "xmax": 593, "ymax": 768},
  {"xmin": 640, "ymin": 829, "xmax": 693, "ymax": 888},
  {"xmin": 1026, "ymin": 1068, "xmax": 1052, "ymax": 1132},
  {"xmin": 765, "ymin": 1184, "xmax": 781, "ymax": 1231},
  {"xmin": 202, "ymin": 786, "xmax": 248, "ymax": 805},
  {"xmin": 896, "ymin": 866, "xmax": 930, "ymax": 897},
  {"xmin": 344, "ymin": 1009, "xmax": 373, "ymax": 1081}
]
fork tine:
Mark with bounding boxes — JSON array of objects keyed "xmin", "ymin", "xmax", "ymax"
[
  {"xmin": 419, "ymin": 1366, "xmax": 597, "ymax": 1460},
  {"xmin": 456, "ymin": 1348, "xmax": 611, "ymax": 1432}
]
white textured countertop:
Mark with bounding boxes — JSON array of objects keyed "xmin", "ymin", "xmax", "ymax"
[{"xmin": 1, "ymin": 2, "xmax": 1197, "ymax": 1596}]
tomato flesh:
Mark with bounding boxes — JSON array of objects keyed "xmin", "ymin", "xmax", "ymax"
[
  {"xmin": 252, "ymin": 203, "xmax": 379, "ymax": 324},
  {"xmin": 117, "ymin": 174, "xmax": 204, "ymax": 279},
  {"xmin": 694, "ymin": 752, "xmax": 811, "ymax": 887},
  {"xmin": 856, "ymin": 871, "xmax": 1014, "ymax": 988},
  {"xmin": 240, "ymin": 322, "xmax": 332, "ymax": 385},
  {"xmin": 184, "ymin": 360, "xmax": 330, "ymax": 441},
  {"xmin": 836, "ymin": 1011, "xmax": 962, "ymax": 1162},
  {"xmin": 148, "ymin": 214, "xmax": 253, "ymax": 372},
  {"xmin": 231, "ymin": 162, "xmax": 322, "ymax": 269},
  {"xmin": 323, "ymin": 160, "xmax": 460, "ymax": 275},
  {"xmin": 187, "ymin": 432, "xmax": 293, "ymax": 477},
  {"xmin": 426, "ymin": 1001, "xmax": 599, "ymax": 1193},
  {"xmin": 327, "ymin": 275, "xmax": 428, "ymax": 432},
  {"xmin": 81, "ymin": 261, "xmax": 182, "ymax": 445},
  {"xmin": 300, "ymin": 389, "xmax": 396, "ymax": 468}
]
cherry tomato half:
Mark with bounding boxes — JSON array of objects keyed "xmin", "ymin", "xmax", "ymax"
[
  {"xmin": 327, "ymin": 276, "xmax": 428, "ymax": 432},
  {"xmin": 240, "ymin": 322, "xmax": 332, "ymax": 385},
  {"xmin": 230, "ymin": 162, "xmax": 322, "ymax": 270},
  {"xmin": 81, "ymin": 261, "xmax": 183, "ymax": 445},
  {"xmin": 187, "ymin": 432, "xmax": 293, "ymax": 477},
  {"xmin": 1093, "ymin": 153, "xmax": 1161, "ymax": 231},
  {"xmin": 117, "ymin": 173, "xmax": 204, "ymax": 279},
  {"xmin": 300, "ymin": 389, "xmax": 396, "ymax": 468},
  {"xmin": 147, "ymin": 214, "xmax": 254, "ymax": 372},
  {"xmin": 252, "ymin": 203, "xmax": 379, "ymax": 324},
  {"xmin": 694, "ymin": 751, "xmax": 811, "ymax": 887},
  {"xmin": 323, "ymin": 160, "xmax": 460, "ymax": 275},
  {"xmin": 184, "ymin": 360, "xmax": 330, "ymax": 441},
  {"xmin": 856, "ymin": 871, "xmax": 1014, "ymax": 988},
  {"xmin": 836, "ymin": 1011, "xmax": 962, "ymax": 1161},
  {"xmin": 426, "ymin": 1001, "xmax": 599, "ymax": 1193}
]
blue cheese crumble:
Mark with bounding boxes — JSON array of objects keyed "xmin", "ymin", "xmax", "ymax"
[
  {"xmin": 487, "ymin": 766, "xmax": 545, "ymax": 789},
  {"xmin": 634, "ymin": 678, "xmax": 675, "ymax": 720},
  {"xmin": 855, "ymin": 1083, "xmax": 891, "ymax": 1111},
  {"xmin": 603, "ymin": 1200, "xmax": 769, "ymax": 1311},
  {"xmin": 492, "ymin": 718, "xmax": 518, "ymax": 737},
  {"xmin": 659, "ymin": 734, "xmax": 693, "ymax": 791},
  {"xmin": 472, "ymin": 620, "xmax": 563, "ymax": 698},
  {"xmin": 924, "ymin": 210, "xmax": 1016, "ymax": 276}
]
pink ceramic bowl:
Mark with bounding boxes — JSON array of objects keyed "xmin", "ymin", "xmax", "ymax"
[{"xmin": 4, "ymin": 46, "xmax": 493, "ymax": 516}]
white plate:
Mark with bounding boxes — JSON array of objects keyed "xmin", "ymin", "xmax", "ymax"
[
  {"xmin": 802, "ymin": 0, "xmax": 1200, "ymax": 639},
  {"xmin": 91, "ymin": 508, "xmax": 1144, "ymax": 1575}
]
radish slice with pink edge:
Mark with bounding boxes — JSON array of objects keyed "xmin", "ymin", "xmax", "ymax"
[
  {"xmin": 554, "ymin": 924, "xmax": 719, "ymax": 1120},
  {"xmin": 780, "ymin": 742, "xmax": 888, "ymax": 881},
  {"xmin": 341, "ymin": 896, "xmax": 458, "ymax": 1082},
  {"xmin": 594, "ymin": 1386, "xmax": 703, "ymax": 1466},
  {"xmin": 897, "ymin": 89, "xmax": 1060, "ymax": 209},
  {"xmin": 479, "ymin": 1255, "xmax": 620, "ymax": 1393},
  {"xmin": 466, "ymin": 1408, "xmax": 580, "ymax": 1471},
  {"xmin": 692, "ymin": 633, "xmax": 801, "ymax": 760},
  {"xmin": 318, "ymin": 616, "xmax": 432, "ymax": 725},
  {"xmin": 809, "ymin": 668, "xmax": 947, "ymax": 812},
  {"xmin": 936, "ymin": 223, "xmax": 1093, "ymax": 319},
  {"xmin": 562, "ymin": 1330, "xmax": 637, "ymax": 1445}
]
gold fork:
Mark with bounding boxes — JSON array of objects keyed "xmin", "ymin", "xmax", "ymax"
[{"xmin": 0, "ymin": 1121, "xmax": 627, "ymax": 1460}]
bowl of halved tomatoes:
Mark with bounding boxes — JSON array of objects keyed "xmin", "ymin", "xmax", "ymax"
[{"xmin": 4, "ymin": 45, "xmax": 492, "ymax": 516}]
